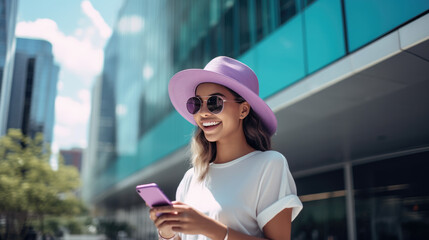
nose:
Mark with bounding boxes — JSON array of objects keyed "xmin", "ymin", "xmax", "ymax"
[{"xmin": 198, "ymin": 100, "xmax": 212, "ymax": 117}]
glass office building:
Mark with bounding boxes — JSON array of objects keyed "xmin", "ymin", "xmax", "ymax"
[
  {"xmin": 84, "ymin": 0, "xmax": 429, "ymax": 239},
  {"xmin": 0, "ymin": 0, "xmax": 18, "ymax": 136},
  {"xmin": 7, "ymin": 38, "xmax": 59, "ymax": 144}
]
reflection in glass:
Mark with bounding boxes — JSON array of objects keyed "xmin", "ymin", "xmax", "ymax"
[
  {"xmin": 354, "ymin": 152, "xmax": 429, "ymax": 240},
  {"xmin": 279, "ymin": 0, "xmax": 297, "ymax": 25},
  {"xmin": 293, "ymin": 170, "xmax": 347, "ymax": 239}
]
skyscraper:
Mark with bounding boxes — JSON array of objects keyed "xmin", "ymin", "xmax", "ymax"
[
  {"xmin": 0, "ymin": 0, "xmax": 18, "ymax": 136},
  {"xmin": 82, "ymin": 76, "xmax": 102, "ymax": 206},
  {"xmin": 7, "ymin": 38, "xmax": 59, "ymax": 144},
  {"xmin": 85, "ymin": 1, "xmax": 429, "ymax": 239}
]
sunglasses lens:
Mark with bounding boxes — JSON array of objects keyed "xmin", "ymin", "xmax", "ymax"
[
  {"xmin": 207, "ymin": 96, "xmax": 223, "ymax": 114},
  {"xmin": 186, "ymin": 97, "xmax": 201, "ymax": 114}
]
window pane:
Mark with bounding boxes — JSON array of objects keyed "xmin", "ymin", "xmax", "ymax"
[
  {"xmin": 354, "ymin": 151, "xmax": 429, "ymax": 240},
  {"xmin": 293, "ymin": 169, "xmax": 347, "ymax": 239},
  {"xmin": 224, "ymin": 6, "xmax": 234, "ymax": 57},
  {"xmin": 239, "ymin": 0, "xmax": 250, "ymax": 54},
  {"xmin": 279, "ymin": 0, "xmax": 296, "ymax": 25},
  {"xmin": 304, "ymin": 0, "xmax": 346, "ymax": 73},
  {"xmin": 255, "ymin": 0, "xmax": 264, "ymax": 41}
]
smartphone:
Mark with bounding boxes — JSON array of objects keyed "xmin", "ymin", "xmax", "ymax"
[{"xmin": 136, "ymin": 183, "xmax": 172, "ymax": 209}]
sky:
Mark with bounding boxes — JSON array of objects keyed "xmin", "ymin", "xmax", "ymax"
[{"xmin": 16, "ymin": 0, "xmax": 124, "ymax": 156}]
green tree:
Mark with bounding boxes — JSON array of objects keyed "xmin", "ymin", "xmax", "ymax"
[{"xmin": 0, "ymin": 129, "xmax": 84, "ymax": 239}]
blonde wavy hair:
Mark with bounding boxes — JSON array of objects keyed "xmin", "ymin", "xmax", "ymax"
[{"xmin": 190, "ymin": 88, "xmax": 272, "ymax": 181}]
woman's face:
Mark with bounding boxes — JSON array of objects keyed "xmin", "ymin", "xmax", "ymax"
[{"xmin": 193, "ymin": 83, "xmax": 248, "ymax": 143}]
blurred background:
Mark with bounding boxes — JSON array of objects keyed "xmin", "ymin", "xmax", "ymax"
[{"xmin": 0, "ymin": 0, "xmax": 428, "ymax": 239}]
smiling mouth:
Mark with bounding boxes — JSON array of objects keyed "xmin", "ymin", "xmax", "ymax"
[{"xmin": 202, "ymin": 121, "xmax": 221, "ymax": 127}]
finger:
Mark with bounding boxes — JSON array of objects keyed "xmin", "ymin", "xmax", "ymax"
[
  {"xmin": 158, "ymin": 220, "xmax": 183, "ymax": 232},
  {"xmin": 153, "ymin": 205, "xmax": 177, "ymax": 213},
  {"xmin": 154, "ymin": 214, "xmax": 185, "ymax": 229},
  {"xmin": 149, "ymin": 208, "xmax": 157, "ymax": 221},
  {"xmin": 156, "ymin": 212, "xmax": 186, "ymax": 223},
  {"xmin": 154, "ymin": 205, "xmax": 189, "ymax": 214},
  {"xmin": 171, "ymin": 226, "xmax": 184, "ymax": 233}
]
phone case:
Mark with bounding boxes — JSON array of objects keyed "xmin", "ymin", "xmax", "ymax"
[{"xmin": 136, "ymin": 183, "xmax": 172, "ymax": 208}]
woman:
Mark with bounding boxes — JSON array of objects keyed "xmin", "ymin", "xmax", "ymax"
[{"xmin": 150, "ymin": 56, "xmax": 302, "ymax": 240}]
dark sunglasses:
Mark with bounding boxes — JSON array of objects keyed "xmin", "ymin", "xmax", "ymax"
[{"xmin": 186, "ymin": 95, "xmax": 241, "ymax": 114}]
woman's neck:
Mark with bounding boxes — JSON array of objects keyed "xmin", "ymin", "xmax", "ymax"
[{"xmin": 214, "ymin": 131, "xmax": 255, "ymax": 164}]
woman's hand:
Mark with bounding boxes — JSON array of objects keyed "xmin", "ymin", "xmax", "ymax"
[
  {"xmin": 149, "ymin": 202, "xmax": 292, "ymax": 240},
  {"xmin": 149, "ymin": 204, "xmax": 177, "ymax": 238},
  {"xmin": 149, "ymin": 201, "xmax": 227, "ymax": 239}
]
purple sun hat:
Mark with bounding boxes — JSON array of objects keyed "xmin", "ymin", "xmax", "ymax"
[{"xmin": 168, "ymin": 56, "xmax": 277, "ymax": 136}]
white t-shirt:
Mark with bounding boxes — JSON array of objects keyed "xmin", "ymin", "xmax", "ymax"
[{"xmin": 175, "ymin": 150, "xmax": 303, "ymax": 239}]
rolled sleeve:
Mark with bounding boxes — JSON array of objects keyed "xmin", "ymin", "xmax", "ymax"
[
  {"xmin": 255, "ymin": 152, "xmax": 303, "ymax": 229},
  {"xmin": 256, "ymin": 194, "xmax": 303, "ymax": 229}
]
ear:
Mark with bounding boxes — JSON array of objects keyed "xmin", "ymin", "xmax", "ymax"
[{"xmin": 239, "ymin": 102, "xmax": 250, "ymax": 119}]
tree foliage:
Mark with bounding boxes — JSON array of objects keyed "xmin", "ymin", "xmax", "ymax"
[{"xmin": 0, "ymin": 129, "xmax": 84, "ymax": 238}]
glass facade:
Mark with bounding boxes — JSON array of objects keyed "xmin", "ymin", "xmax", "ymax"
[
  {"xmin": 87, "ymin": 0, "xmax": 429, "ymax": 238},
  {"xmin": 96, "ymin": 34, "xmax": 118, "ymax": 176},
  {"xmin": 0, "ymin": 0, "xmax": 18, "ymax": 136},
  {"xmin": 293, "ymin": 170, "xmax": 347, "ymax": 239},
  {"xmin": 292, "ymin": 151, "xmax": 429, "ymax": 240},
  {"xmin": 354, "ymin": 152, "xmax": 429, "ymax": 240},
  {"xmin": 7, "ymin": 38, "xmax": 59, "ymax": 143},
  {"xmin": 93, "ymin": 0, "xmax": 429, "ymax": 195},
  {"xmin": 91, "ymin": 0, "xmax": 191, "ymax": 195},
  {"xmin": 345, "ymin": 0, "xmax": 429, "ymax": 52}
]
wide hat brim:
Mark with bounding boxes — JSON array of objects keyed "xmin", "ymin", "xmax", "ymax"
[{"xmin": 168, "ymin": 69, "xmax": 277, "ymax": 136}]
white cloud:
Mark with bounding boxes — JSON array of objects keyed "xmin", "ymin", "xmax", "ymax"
[
  {"xmin": 55, "ymin": 95, "xmax": 90, "ymax": 126},
  {"xmin": 15, "ymin": 1, "xmax": 113, "ymax": 151},
  {"xmin": 78, "ymin": 89, "xmax": 91, "ymax": 103},
  {"xmin": 54, "ymin": 124, "xmax": 88, "ymax": 150},
  {"xmin": 81, "ymin": 0, "xmax": 112, "ymax": 39},
  {"xmin": 57, "ymin": 81, "xmax": 64, "ymax": 91},
  {"xmin": 54, "ymin": 95, "xmax": 90, "ymax": 149},
  {"xmin": 79, "ymin": 139, "xmax": 88, "ymax": 148},
  {"xmin": 16, "ymin": 18, "xmax": 104, "ymax": 80},
  {"xmin": 15, "ymin": 1, "xmax": 112, "ymax": 84},
  {"xmin": 54, "ymin": 125, "xmax": 71, "ymax": 137}
]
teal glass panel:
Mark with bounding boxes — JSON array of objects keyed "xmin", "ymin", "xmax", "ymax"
[
  {"xmin": 119, "ymin": 111, "xmax": 194, "ymax": 181},
  {"xmin": 240, "ymin": 14, "xmax": 306, "ymax": 99},
  {"xmin": 345, "ymin": 0, "xmax": 429, "ymax": 52},
  {"xmin": 96, "ymin": 162, "xmax": 117, "ymax": 196},
  {"xmin": 304, "ymin": 0, "xmax": 346, "ymax": 73},
  {"xmin": 239, "ymin": 49, "xmax": 257, "ymax": 74},
  {"xmin": 138, "ymin": 111, "xmax": 194, "ymax": 168},
  {"xmin": 97, "ymin": 111, "xmax": 194, "ymax": 192}
]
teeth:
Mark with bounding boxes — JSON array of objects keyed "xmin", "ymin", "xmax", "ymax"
[{"xmin": 202, "ymin": 122, "xmax": 220, "ymax": 127}]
